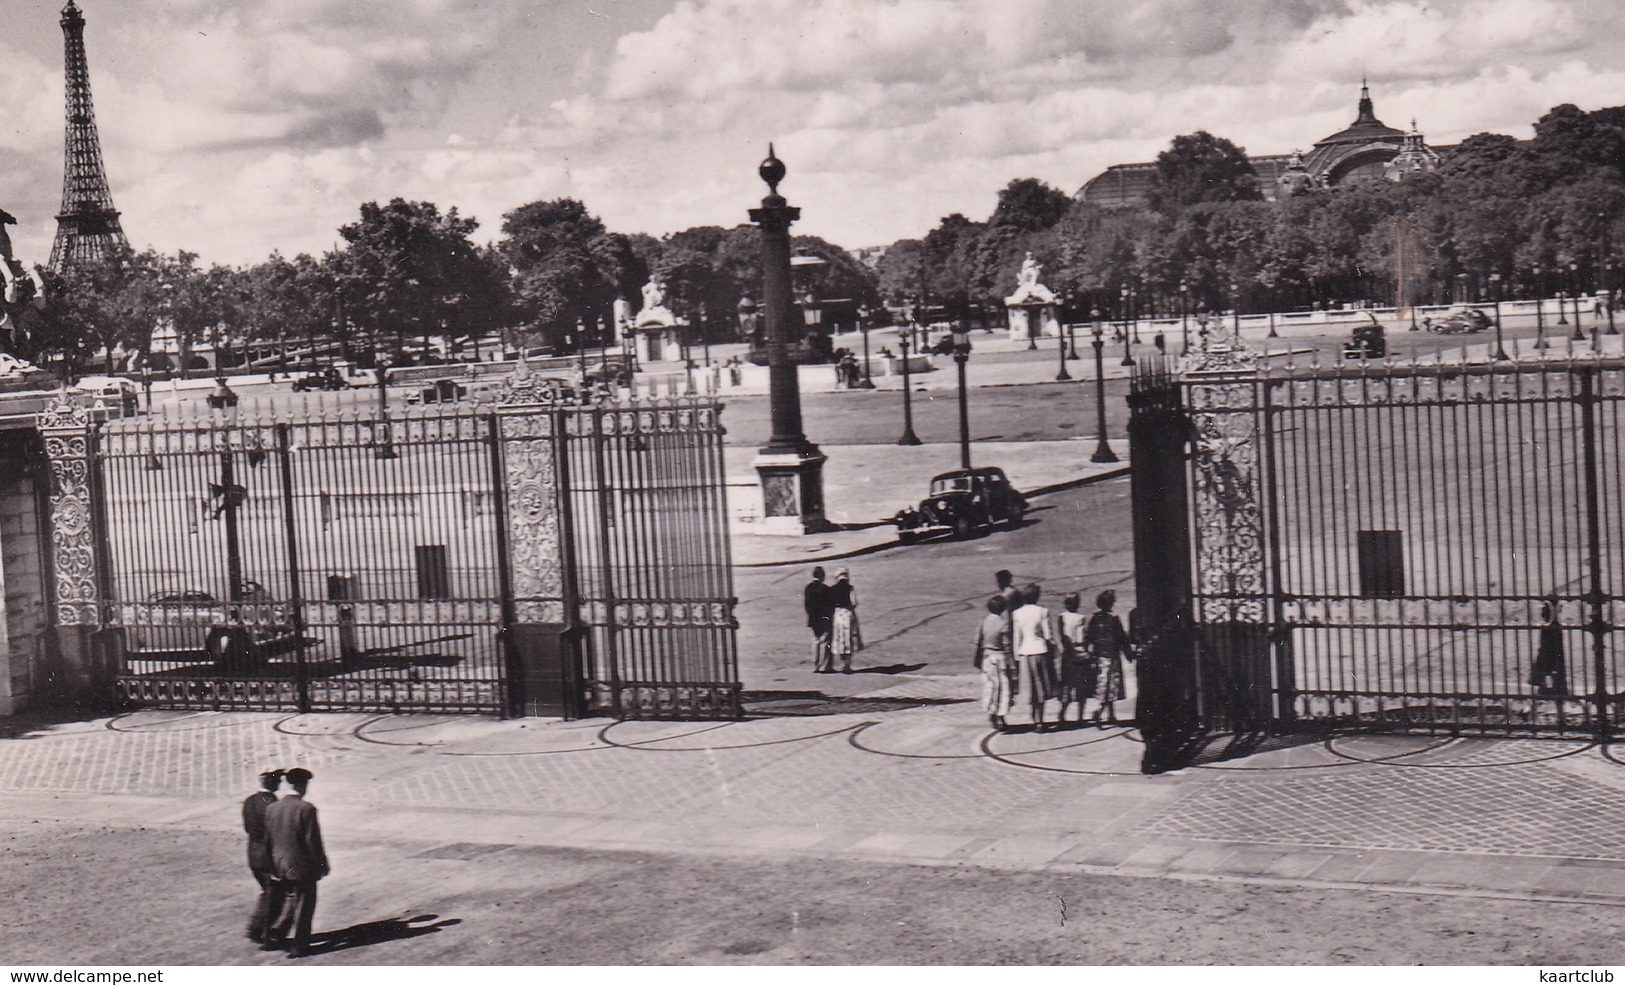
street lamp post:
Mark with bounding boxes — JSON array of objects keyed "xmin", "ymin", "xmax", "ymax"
[
  {"xmin": 140, "ymin": 365, "xmax": 152, "ymax": 412},
  {"xmin": 952, "ymin": 327, "xmax": 973, "ymax": 469},
  {"xmin": 858, "ymin": 313, "xmax": 875, "ymax": 389},
  {"xmin": 1090, "ymin": 321, "xmax": 1118, "ymax": 464},
  {"xmin": 700, "ymin": 302, "xmax": 712, "ymax": 368},
  {"xmin": 1119, "ymin": 307, "xmax": 1135, "ymax": 368},
  {"xmin": 1571, "ymin": 262, "xmax": 1585, "ymax": 340},
  {"xmin": 1063, "ymin": 291, "xmax": 1079, "ymax": 360},
  {"xmin": 1118, "ymin": 285, "xmax": 1129, "ymax": 343},
  {"xmin": 1603, "ymin": 216, "xmax": 1618, "ymax": 337},
  {"xmin": 896, "ymin": 333, "xmax": 922, "ymax": 446},
  {"xmin": 1534, "ymin": 265, "xmax": 1547, "ymax": 348},
  {"xmin": 1055, "ymin": 308, "xmax": 1072, "ymax": 381},
  {"xmin": 202, "ymin": 378, "xmax": 247, "ymax": 663},
  {"xmin": 1230, "ymin": 282, "xmax": 1241, "ymax": 336},
  {"xmin": 1179, "ymin": 282, "xmax": 1190, "ymax": 354},
  {"xmin": 373, "ymin": 357, "xmax": 397, "ymax": 460},
  {"xmin": 1489, "ymin": 273, "xmax": 1508, "ymax": 361},
  {"xmin": 1607, "ymin": 260, "xmax": 1618, "ymax": 337}
]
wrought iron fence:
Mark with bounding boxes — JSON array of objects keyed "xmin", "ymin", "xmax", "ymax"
[
  {"xmin": 1130, "ymin": 344, "xmax": 1625, "ymax": 769},
  {"xmin": 98, "ymin": 399, "xmax": 510, "ymax": 713},
  {"xmin": 67, "ymin": 381, "xmax": 740, "ymax": 719}
]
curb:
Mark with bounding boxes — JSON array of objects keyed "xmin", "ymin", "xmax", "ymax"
[{"xmin": 736, "ymin": 465, "xmax": 1133, "ymax": 568}]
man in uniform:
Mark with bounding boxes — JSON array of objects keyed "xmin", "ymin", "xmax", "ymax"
[
  {"xmin": 242, "ymin": 769, "xmax": 282, "ymax": 944},
  {"xmin": 264, "ymin": 767, "xmax": 329, "ymax": 958}
]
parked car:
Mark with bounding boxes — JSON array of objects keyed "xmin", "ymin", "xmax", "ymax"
[
  {"xmin": 580, "ymin": 354, "xmax": 637, "ymax": 388},
  {"xmin": 1432, "ymin": 308, "xmax": 1492, "ymax": 334},
  {"xmin": 72, "ymin": 375, "xmax": 139, "ymax": 413},
  {"xmin": 1342, "ymin": 322, "xmax": 1386, "ymax": 359},
  {"xmin": 122, "ymin": 580, "xmax": 300, "ymax": 669},
  {"xmin": 291, "ymin": 368, "xmax": 349, "ymax": 391},
  {"xmin": 892, "ymin": 467, "xmax": 1028, "ymax": 541}
]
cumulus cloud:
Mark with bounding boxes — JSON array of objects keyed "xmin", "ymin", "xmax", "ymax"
[{"xmin": 5, "ymin": 0, "xmax": 1624, "ymax": 264}]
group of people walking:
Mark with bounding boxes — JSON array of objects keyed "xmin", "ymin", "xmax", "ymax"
[
  {"xmin": 976, "ymin": 570, "xmax": 1135, "ymax": 732},
  {"xmin": 243, "ymin": 767, "xmax": 330, "ymax": 958},
  {"xmin": 805, "ymin": 565, "xmax": 863, "ymax": 673}
]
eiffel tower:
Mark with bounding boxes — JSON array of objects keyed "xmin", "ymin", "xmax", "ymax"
[{"xmin": 49, "ymin": 0, "xmax": 128, "ymax": 272}]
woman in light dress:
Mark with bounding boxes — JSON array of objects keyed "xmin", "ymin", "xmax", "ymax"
[
  {"xmin": 1008, "ymin": 583, "xmax": 1058, "ymax": 731},
  {"xmin": 828, "ymin": 567, "xmax": 862, "ymax": 673}
]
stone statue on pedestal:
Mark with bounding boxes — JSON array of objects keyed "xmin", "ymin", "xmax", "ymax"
[{"xmin": 0, "ymin": 208, "xmax": 50, "ymax": 374}]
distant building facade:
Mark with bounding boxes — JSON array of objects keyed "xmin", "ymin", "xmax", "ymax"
[{"xmin": 1077, "ymin": 84, "xmax": 1444, "ymax": 207}]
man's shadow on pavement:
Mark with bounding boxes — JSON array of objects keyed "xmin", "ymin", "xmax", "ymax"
[
  {"xmin": 304, "ymin": 914, "xmax": 460, "ymax": 956},
  {"xmin": 849, "ymin": 662, "xmax": 927, "ymax": 675}
]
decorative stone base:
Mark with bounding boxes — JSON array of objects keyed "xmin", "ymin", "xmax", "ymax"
[{"xmin": 752, "ymin": 450, "xmax": 831, "ymax": 535}]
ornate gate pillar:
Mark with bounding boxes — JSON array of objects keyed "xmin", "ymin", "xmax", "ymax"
[
  {"xmin": 1183, "ymin": 331, "xmax": 1275, "ymax": 733},
  {"xmin": 37, "ymin": 394, "xmax": 112, "ymax": 704},
  {"xmin": 494, "ymin": 367, "xmax": 578, "ymax": 718}
]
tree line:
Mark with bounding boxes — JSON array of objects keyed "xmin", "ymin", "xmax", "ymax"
[
  {"xmin": 5, "ymin": 100, "xmax": 1622, "ymax": 373},
  {"xmin": 4, "ymin": 196, "xmax": 880, "ymax": 374},
  {"xmin": 874, "ymin": 102, "xmax": 1625, "ymax": 322}
]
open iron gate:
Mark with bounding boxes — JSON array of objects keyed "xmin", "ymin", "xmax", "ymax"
[
  {"xmin": 41, "ymin": 381, "xmax": 739, "ymax": 719},
  {"xmin": 1130, "ymin": 344, "xmax": 1625, "ymax": 772}
]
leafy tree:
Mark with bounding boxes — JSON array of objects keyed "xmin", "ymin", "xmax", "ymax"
[
  {"xmin": 336, "ymin": 198, "xmax": 496, "ymax": 359},
  {"xmin": 1146, "ymin": 131, "xmax": 1263, "ymax": 213},
  {"xmin": 874, "ymin": 239, "xmax": 925, "ymax": 306},
  {"xmin": 1532, "ymin": 104, "xmax": 1625, "ymax": 180},
  {"xmin": 500, "ymin": 198, "xmax": 637, "ymax": 345},
  {"xmin": 990, "ymin": 178, "xmax": 1072, "ymax": 232}
]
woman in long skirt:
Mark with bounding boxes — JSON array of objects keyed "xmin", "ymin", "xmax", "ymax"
[
  {"xmin": 1009, "ymin": 583, "xmax": 1058, "ymax": 731},
  {"xmin": 1086, "ymin": 589, "xmax": 1135, "ymax": 725},
  {"xmin": 828, "ymin": 567, "xmax": 863, "ymax": 673},
  {"xmin": 975, "ymin": 595, "xmax": 1012, "ymax": 731},
  {"xmin": 1055, "ymin": 593, "xmax": 1097, "ymax": 725}
]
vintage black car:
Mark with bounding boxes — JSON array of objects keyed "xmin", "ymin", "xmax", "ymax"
[
  {"xmin": 1342, "ymin": 322, "xmax": 1386, "ymax": 359},
  {"xmin": 291, "ymin": 368, "xmax": 349, "ymax": 391},
  {"xmin": 1432, "ymin": 308, "xmax": 1492, "ymax": 334},
  {"xmin": 893, "ymin": 467, "xmax": 1028, "ymax": 541},
  {"xmin": 581, "ymin": 354, "xmax": 637, "ymax": 388}
]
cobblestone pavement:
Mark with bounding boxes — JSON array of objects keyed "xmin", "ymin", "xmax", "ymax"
[{"xmin": 3, "ymin": 682, "xmax": 1623, "ymax": 906}]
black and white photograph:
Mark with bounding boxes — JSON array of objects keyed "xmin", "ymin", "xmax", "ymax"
[{"xmin": 3, "ymin": 0, "xmax": 1625, "ymax": 972}]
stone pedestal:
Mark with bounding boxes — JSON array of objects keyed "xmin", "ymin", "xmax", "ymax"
[
  {"xmin": 1004, "ymin": 253, "xmax": 1061, "ymax": 342},
  {"xmin": 1007, "ymin": 301, "xmax": 1060, "ymax": 341},
  {"xmin": 752, "ymin": 451, "xmax": 830, "ymax": 535},
  {"xmin": 632, "ymin": 323, "xmax": 687, "ymax": 363}
]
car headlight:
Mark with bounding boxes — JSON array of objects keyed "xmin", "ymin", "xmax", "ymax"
[{"xmin": 936, "ymin": 499, "xmax": 948, "ymax": 510}]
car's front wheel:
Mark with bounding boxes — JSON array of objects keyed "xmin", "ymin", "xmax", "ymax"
[{"xmin": 952, "ymin": 514, "xmax": 977, "ymax": 539}]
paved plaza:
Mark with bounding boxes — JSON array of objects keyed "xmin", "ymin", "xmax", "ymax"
[{"xmin": 6, "ymin": 311, "xmax": 1624, "ymax": 965}]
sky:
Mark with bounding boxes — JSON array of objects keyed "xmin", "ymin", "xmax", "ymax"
[{"xmin": 3, "ymin": 0, "xmax": 1624, "ymax": 268}]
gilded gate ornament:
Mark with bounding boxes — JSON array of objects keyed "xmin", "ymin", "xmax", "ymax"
[
  {"xmin": 1184, "ymin": 333, "xmax": 1267, "ymax": 623},
  {"xmin": 497, "ymin": 406, "xmax": 566, "ymax": 624},
  {"xmin": 39, "ymin": 393, "xmax": 101, "ymax": 626}
]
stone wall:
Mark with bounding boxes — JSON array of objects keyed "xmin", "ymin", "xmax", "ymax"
[{"xmin": 0, "ymin": 430, "xmax": 48, "ymax": 714}]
